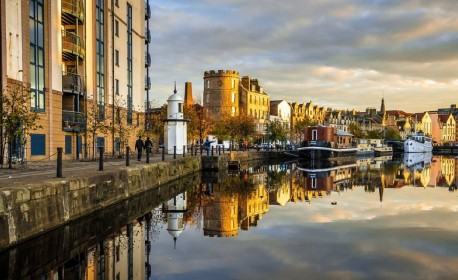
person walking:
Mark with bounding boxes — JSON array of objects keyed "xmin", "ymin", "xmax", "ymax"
[
  {"xmin": 145, "ymin": 136, "xmax": 153, "ymax": 155},
  {"xmin": 135, "ymin": 136, "xmax": 145, "ymax": 161}
]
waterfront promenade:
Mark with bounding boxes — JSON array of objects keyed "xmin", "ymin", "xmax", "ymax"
[{"xmin": 0, "ymin": 153, "xmax": 177, "ymax": 190}]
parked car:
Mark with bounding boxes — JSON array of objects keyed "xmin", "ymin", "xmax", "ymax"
[{"xmin": 285, "ymin": 144, "xmax": 296, "ymax": 150}]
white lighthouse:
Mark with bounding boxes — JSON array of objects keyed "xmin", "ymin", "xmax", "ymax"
[{"xmin": 164, "ymin": 83, "xmax": 188, "ymax": 154}]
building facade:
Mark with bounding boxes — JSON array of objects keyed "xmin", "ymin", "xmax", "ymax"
[
  {"xmin": 203, "ymin": 69, "xmax": 240, "ymax": 118},
  {"xmin": 239, "ymin": 76, "xmax": 270, "ymax": 136},
  {"xmin": 1, "ymin": 0, "xmax": 146, "ymax": 162}
]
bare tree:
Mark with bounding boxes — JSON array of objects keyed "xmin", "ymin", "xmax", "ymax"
[{"xmin": 1, "ymin": 82, "xmax": 41, "ymax": 168}]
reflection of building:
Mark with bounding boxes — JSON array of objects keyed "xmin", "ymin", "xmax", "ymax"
[
  {"xmin": 270, "ymin": 181, "xmax": 291, "ymax": 206},
  {"xmin": 86, "ymin": 221, "xmax": 145, "ymax": 280},
  {"xmin": 239, "ymin": 185, "xmax": 269, "ymax": 230},
  {"xmin": 203, "ymin": 192, "xmax": 239, "ymax": 237},
  {"xmin": 163, "ymin": 192, "xmax": 188, "ymax": 248}
]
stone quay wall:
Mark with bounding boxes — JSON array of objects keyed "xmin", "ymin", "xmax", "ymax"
[
  {"xmin": 0, "ymin": 157, "xmax": 201, "ymax": 250},
  {"xmin": 0, "ymin": 151, "xmax": 282, "ymax": 250}
]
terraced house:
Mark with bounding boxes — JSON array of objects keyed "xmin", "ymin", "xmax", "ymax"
[{"xmin": 0, "ymin": 0, "xmax": 149, "ymax": 162}]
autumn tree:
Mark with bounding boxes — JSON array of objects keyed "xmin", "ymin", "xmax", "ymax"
[
  {"xmin": 213, "ymin": 113, "xmax": 256, "ymax": 148},
  {"xmin": 268, "ymin": 120, "xmax": 289, "ymax": 144},
  {"xmin": 384, "ymin": 127, "xmax": 401, "ymax": 140},
  {"xmin": 184, "ymin": 104, "xmax": 214, "ymax": 145},
  {"xmin": 85, "ymin": 101, "xmax": 110, "ymax": 159},
  {"xmin": 348, "ymin": 123, "xmax": 366, "ymax": 139},
  {"xmin": 292, "ymin": 117, "xmax": 317, "ymax": 144},
  {"xmin": 1, "ymin": 82, "xmax": 41, "ymax": 168}
]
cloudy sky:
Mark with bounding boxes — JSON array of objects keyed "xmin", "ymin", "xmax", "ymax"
[{"xmin": 148, "ymin": 0, "xmax": 458, "ymax": 113}]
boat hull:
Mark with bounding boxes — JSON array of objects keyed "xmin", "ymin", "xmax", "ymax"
[{"xmin": 404, "ymin": 139, "xmax": 433, "ymax": 153}]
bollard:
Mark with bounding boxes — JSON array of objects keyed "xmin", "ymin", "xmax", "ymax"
[
  {"xmin": 218, "ymin": 146, "xmax": 221, "ymax": 155},
  {"xmin": 57, "ymin": 147, "xmax": 63, "ymax": 178},
  {"xmin": 162, "ymin": 146, "xmax": 165, "ymax": 161},
  {"xmin": 211, "ymin": 146, "xmax": 214, "ymax": 156},
  {"xmin": 200, "ymin": 145, "xmax": 203, "ymax": 155},
  {"xmin": 173, "ymin": 146, "xmax": 176, "ymax": 159},
  {"xmin": 183, "ymin": 145, "xmax": 186, "ymax": 157},
  {"xmin": 126, "ymin": 146, "xmax": 130, "ymax": 166},
  {"xmin": 191, "ymin": 144, "xmax": 194, "ymax": 157},
  {"xmin": 99, "ymin": 147, "xmax": 104, "ymax": 171},
  {"xmin": 223, "ymin": 146, "xmax": 225, "ymax": 154},
  {"xmin": 146, "ymin": 147, "xmax": 150, "ymax": 163}
]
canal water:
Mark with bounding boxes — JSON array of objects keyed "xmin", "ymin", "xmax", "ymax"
[{"xmin": 1, "ymin": 155, "xmax": 458, "ymax": 279}]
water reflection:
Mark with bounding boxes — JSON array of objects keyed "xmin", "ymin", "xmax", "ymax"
[{"xmin": 1, "ymin": 156, "xmax": 457, "ymax": 279}]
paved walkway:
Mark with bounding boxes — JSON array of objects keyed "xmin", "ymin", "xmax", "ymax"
[{"xmin": 0, "ymin": 153, "xmax": 197, "ymax": 189}]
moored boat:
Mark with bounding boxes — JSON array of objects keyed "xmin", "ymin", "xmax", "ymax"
[{"xmin": 404, "ymin": 131, "xmax": 433, "ymax": 153}]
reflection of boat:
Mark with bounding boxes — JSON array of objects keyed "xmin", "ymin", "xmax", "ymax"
[
  {"xmin": 356, "ymin": 139, "xmax": 375, "ymax": 156},
  {"xmin": 404, "ymin": 132, "xmax": 433, "ymax": 153},
  {"xmin": 403, "ymin": 152, "xmax": 432, "ymax": 169}
]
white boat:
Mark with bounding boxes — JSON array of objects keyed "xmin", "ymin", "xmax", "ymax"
[
  {"xmin": 369, "ymin": 139, "xmax": 393, "ymax": 156},
  {"xmin": 404, "ymin": 132, "xmax": 433, "ymax": 153}
]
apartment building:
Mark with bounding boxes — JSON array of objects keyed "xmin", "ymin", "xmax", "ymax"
[{"xmin": 0, "ymin": 0, "xmax": 147, "ymax": 161}]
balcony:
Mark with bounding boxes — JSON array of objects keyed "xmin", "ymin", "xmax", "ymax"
[
  {"xmin": 145, "ymin": 77, "xmax": 151, "ymax": 90},
  {"xmin": 62, "ymin": 31, "xmax": 85, "ymax": 61},
  {"xmin": 145, "ymin": 1, "xmax": 151, "ymax": 20},
  {"xmin": 145, "ymin": 52, "xmax": 151, "ymax": 67},
  {"xmin": 62, "ymin": 72, "xmax": 85, "ymax": 95},
  {"xmin": 62, "ymin": 0, "xmax": 85, "ymax": 25},
  {"xmin": 145, "ymin": 28, "xmax": 151, "ymax": 44},
  {"xmin": 62, "ymin": 110, "xmax": 86, "ymax": 132}
]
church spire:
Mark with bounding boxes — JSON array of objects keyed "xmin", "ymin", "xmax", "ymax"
[{"xmin": 380, "ymin": 97, "xmax": 386, "ymax": 115}]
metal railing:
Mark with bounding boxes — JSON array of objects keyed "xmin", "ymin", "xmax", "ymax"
[
  {"xmin": 62, "ymin": 110, "xmax": 86, "ymax": 132},
  {"xmin": 145, "ymin": 77, "xmax": 151, "ymax": 90},
  {"xmin": 62, "ymin": 0, "xmax": 85, "ymax": 23},
  {"xmin": 62, "ymin": 31, "xmax": 85, "ymax": 59},
  {"xmin": 62, "ymin": 71, "xmax": 85, "ymax": 94},
  {"xmin": 145, "ymin": 28, "xmax": 151, "ymax": 44},
  {"xmin": 145, "ymin": 52, "xmax": 151, "ymax": 67},
  {"xmin": 145, "ymin": 1, "xmax": 151, "ymax": 20}
]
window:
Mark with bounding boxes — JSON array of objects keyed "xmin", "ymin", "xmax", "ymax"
[
  {"xmin": 65, "ymin": 135, "xmax": 72, "ymax": 154},
  {"xmin": 231, "ymin": 106, "xmax": 236, "ymax": 116},
  {"xmin": 115, "ymin": 20, "xmax": 119, "ymax": 37},
  {"xmin": 232, "ymin": 79, "xmax": 235, "ymax": 89},
  {"xmin": 206, "ymin": 94, "xmax": 209, "ymax": 103},
  {"xmin": 115, "ymin": 79, "xmax": 119, "ymax": 95},
  {"xmin": 126, "ymin": 3, "xmax": 133, "ymax": 125},
  {"xmin": 96, "ymin": 0, "xmax": 105, "ymax": 120},
  {"xmin": 115, "ymin": 0, "xmax": 119, "ymax": 7},
  {"xmin": 206, "ymin": 80, "xmax": 210, "ymax": 89},
  {"xmin": 30, "ymin": 0, "xmax": 45, "ymax": 111},
  {"xmin": 311, "ymin": 177, "xmax": 316, "ymax": 189},
  {"xmin": 178, "ymin": 103, "xmax": 183, "ymax": 113},
  {"xmin": 312, "ymin": 130, "xmax": 318, "ymax": 141},
  {"xmin": 31, "ymin": 134, "xmax": 45, "ymax": 156},
  {"xmin": 115, "ymin": 49, "xmax": 119, "ymax": 66},
  {"xmin": 231, "ymin": 92, "xmax": 236, "ymax": 103}
]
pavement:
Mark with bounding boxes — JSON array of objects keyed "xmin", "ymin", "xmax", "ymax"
[{"xmin": 0, "ymin": 152, "xmax": 192, "ymax": 189}]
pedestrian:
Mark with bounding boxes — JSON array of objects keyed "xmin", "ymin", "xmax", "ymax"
[
  {"xmin": 135, "ymin": 136, "xmax": 144, "ymax": 161},
  {"xmin": 145, "ymin": 136, "xmax": 153, "ymax": 155}
]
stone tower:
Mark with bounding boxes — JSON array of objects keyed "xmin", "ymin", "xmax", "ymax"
[
  {"xmin": 380, "ymin": 98, "xmax": 386, "ymax": 115},
  {"xmin": 184, "ymin": 81, "xmax": 193, "ymax": 106},
  {"xmin": 164, "ymin": 84, "xmax": 188, "ymax": 154},
  {"xmin": 203, "ymin": 70, "xmax": 240, "ymax": 117}
]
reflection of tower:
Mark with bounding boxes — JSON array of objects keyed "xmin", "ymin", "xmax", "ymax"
[
  {"xmin": 203, "ymin": 192, "xmax": 238, "ymax": 237},
  {"xmin": 164, "ymin": 192, "xmax": 188, "ymax": 249}
]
